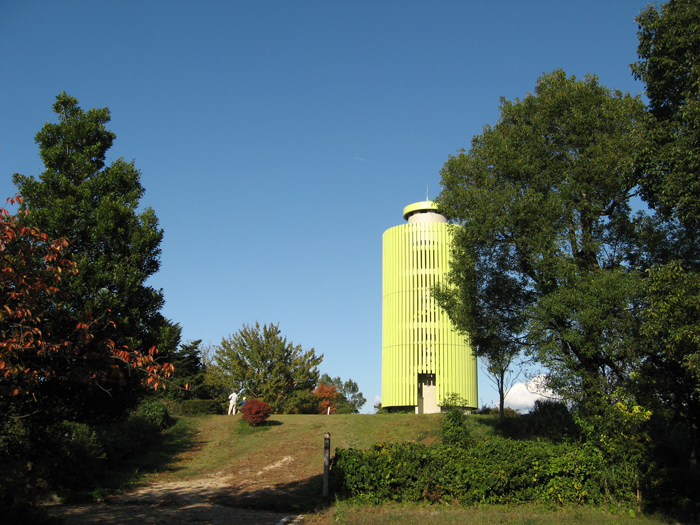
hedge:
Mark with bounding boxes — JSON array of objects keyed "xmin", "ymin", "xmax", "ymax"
[{"xmin": 330, "ymin": 437, "xmax": 631, "ymax": 506}]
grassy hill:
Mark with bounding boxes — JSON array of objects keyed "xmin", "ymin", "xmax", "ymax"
[{"xmin": 100, "ymin": 412, "xmax": 674, "ymax": 525}]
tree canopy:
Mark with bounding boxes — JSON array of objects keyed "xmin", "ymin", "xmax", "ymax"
[
  {"xmin": 13, "ymin": 93, "xmax": 170, "ymax": 357},
  {"xmin": 632, "ymin": 0, "xmax": 700, "ymax": 224},
  {"xmin": 206, "ymin": 322, "xmax": 323, "ymax": 413},
  {"xmin": 631, "ymin": 0, "xmax": 700, "ymax": 465},
  {"xmin": 319, "ymin": 374, "xmax": 366, "ymax": 414},
  {"xmin": 0, "ymin": 196, "xmax": 173, "ymax": 422},
  {"xmin": 434, "ymin": 70, "xmax": 647, "ymax": 413}
]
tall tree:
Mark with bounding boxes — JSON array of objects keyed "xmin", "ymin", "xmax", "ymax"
[
  {"xmin": 632, "ymin": 0, "xmax": 700, "ymax": 467},
  {"xmin": 206, "ymin": 322, "xmax": 323, "ymax": 413},
  {"xmin": 435, "ymin": 70, "xmax": 647, "ymax": 415},
  {"xmin": 632, "ymin": 0, "xmax": 700, "ymax": 224},
  {"xmin": 157, "ymin": 339, "xmax": 214, "ymax": 400},
  {"xmin": 433, "ymin": 237, "xmax": 528, "ymax": 422},
  {"xmin": 0, "ymin": 196, "xmax": 173, "ymax": 422},
  {"xmin": 0, "ymin": 197, "xmax": 173, "ymax": 509},
  {"xmin": 13, "ymin": 93, "xmax": 169, "ymax": 358}
]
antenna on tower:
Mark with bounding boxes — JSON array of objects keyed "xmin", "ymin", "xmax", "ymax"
[{"xmin": 427, "ymin": 184, "xmax": 429, "ymax": 201}]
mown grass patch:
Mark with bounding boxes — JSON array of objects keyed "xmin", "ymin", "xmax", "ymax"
[{"xmin": 305, "ymin": 501, "xmax": 671, "ymax": 525}]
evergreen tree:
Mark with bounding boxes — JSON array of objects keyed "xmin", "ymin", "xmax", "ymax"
[
  {"xmin": 12, "ymin": 93, "xmax": 172, "ymax": 420},
  {"xmin": 13, "ymin": 92, "xmax": 168, "ymax": 355}
]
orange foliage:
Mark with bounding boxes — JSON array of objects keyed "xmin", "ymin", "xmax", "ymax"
[
  {"xmin": 313, "ymin": 383, "xmax": 338, "ymax": 414},
  {"xmin": 0, "ymin": 195, "xmax": 173, "ymax": 402}
]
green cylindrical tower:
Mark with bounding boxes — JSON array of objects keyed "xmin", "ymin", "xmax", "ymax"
[{"xmin": 382, "ymin": 200, "xmax": 477, "ymax": 413}]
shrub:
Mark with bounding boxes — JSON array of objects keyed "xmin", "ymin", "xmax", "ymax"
[
  {"xmin": 51, "ymin": 421, "xmax": 106, "ymax": 490},
  {"xmin": 98, "ymin": 415, "xmax": 159, "ymax": 463},
  {"xmin": 180, "ymin": 399, "xmax": 225, "ymax": 415},
  {"xmin": 286, "ymin": 390, "xmax": 320, "ymax": 414},
  {"xmin": 331, "ymin": 437, "xmax": 612, "ymax": 506},
  {"xmin": 439, "ymin": 393, "xmax": 471, "ymax": 447},
  {"xmin": 525, "ymin": 399, "xmax": 576, "ymax": 441},
  {"xmin": 241, "ymin": 399, "xmax": 273, "ymax": 426},
  {"xmin": 135, "ymin": 400, "xmax": 173, "ymax": 430},
  {"xmin": 477, "ymin": 405, "xmax": 520, "ymax": 417}
]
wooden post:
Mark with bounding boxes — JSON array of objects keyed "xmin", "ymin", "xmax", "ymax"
[{"xmin": 323, "ymin": 432, "xmax": 331, "ymax": 497}]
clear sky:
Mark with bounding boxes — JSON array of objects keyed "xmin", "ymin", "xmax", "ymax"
[{"xmin": 0, "ymin": 0, "xmax": 652, "ymax": 412}]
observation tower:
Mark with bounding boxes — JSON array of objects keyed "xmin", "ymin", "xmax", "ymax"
[{"xmin": 382, "ymin": 200, "xmax": 477, "ymax": 413}]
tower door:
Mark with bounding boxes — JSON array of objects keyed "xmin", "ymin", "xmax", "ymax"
[{"xmin": 417, "ymin": 374, "xmax": 438, "ymax": 414}]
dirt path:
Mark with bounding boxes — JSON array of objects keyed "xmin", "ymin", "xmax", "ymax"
[{"xmin": 47, "ymin": 416, "xmax": 317, "ymax": 525}]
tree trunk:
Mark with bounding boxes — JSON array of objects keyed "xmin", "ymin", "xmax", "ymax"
[{"xmin": 499, "ymin": 370, "xmax": 505, "ymax": 423}]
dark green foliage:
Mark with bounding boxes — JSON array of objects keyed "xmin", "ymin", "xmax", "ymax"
[
  {"xmin": 319, "ymin": 374, "xmax": 367, "ymax": 413},
  {"xmin": 51, "ymin": 421, "xmax": 106, "ymax": 490},
  {"xmin": 632, "ymin": 0, "xmax": 700, "ymax": 224},
  {"xmin": 631, "ymin": 0, "xmax": 700, "ymax": 467},
  {"xmin": 158, "ymin": 339, "xmax": 214, "ymax": 400},
  {"xmin": 135, "ymin": 400, "xmax": 173, "ymax": 430},
  {"xmin": 0, "ymin": 402, "xmax": 172, "ymax": 509},
  {"xmin": 434, "ymin": 71, "xmax": 648, "ymax": 417},
  {"xmin": 206, "ymin": 322, "xmax": 322, "ymax": 413},
  {"xmin": 439, "ymin": 394, "xmax": 472, "ymax": 447},
  {"xmin": 286, "ymin": 389, "xmax": 321, "ymax": 414},
  {"xmin": 12, "ymin": 93, "xmax": 172, "ymax": 425},
  {"xmin": 645, "ymin": 466, "xmax": 700, "ymax": 519},
  {"xmin": 241, "ymin": 399, "xmax": 273, "ymax": 426},
  {"xmin": 477, "ymin": 406, "xmax": 520, "ymax": 418},
  {"xmin": 525, "ymin": 399, "xmax": 578, "ymax": 442},
  {"xmin": 331, "ymin": 438, "xmax": 612, "ymax": 506},
  {"xmin": 179, "ymin": 399, "xmax": 225, "ymax": 415},
  {"xmin": 97, "ymin": 415, "xmax": 162, "ymax": 464},
  {"xmin": 13, "ymin": 93, "xmax": 167, "ymax": 354}
]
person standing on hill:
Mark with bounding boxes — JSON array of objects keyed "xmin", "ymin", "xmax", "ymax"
[{"xmin": 228, "ymin": 391, "xmax": 239, "ymax": 415}]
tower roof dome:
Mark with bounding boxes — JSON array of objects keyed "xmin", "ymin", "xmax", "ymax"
[{"xmin": 402, "ymin": 200, "xmax": 447, "ymax": 223}]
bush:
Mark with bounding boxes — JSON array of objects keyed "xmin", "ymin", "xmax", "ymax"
[
  {"xmin": 287, "ymin": 389, "xmax": 321, "ymax": 414},
  {"xmin": 439, "ymin": 393, "xmax": 471, "ymax": 448},
  {"xmin": 0, "ymin": 403, "xmax": 173, "ymax": 510},
  {"xmin": 180, "ymin": 399, "xmax": 225, "ymax": 415},
  {"xmin": 331, "ymin": 437, "xmax": 612, "ymax": 506},
  {"xmin": 51, "ymin": 421, "xmax": 106, "ymax": 490},
  {"xmin": 241, "ymin": 399, "xmax": 273, "ymax": 426},
  {"xmin": 477, "ymin": 406, "xmax": 520, "ymax": 417},
  {"xmin": 98, "ymin": 415, "xmax": 159, "ymax": 463},
  {"xmin": 135, "ymin": 400, "xmax": 173, "ymax": 430},
  {"xmin": 98, "ymin": 402, "xmax": 174, "ymax": 463},
  {"xmin": 525, "ymin": 399, "xmax": 576, "ymax": 441}
]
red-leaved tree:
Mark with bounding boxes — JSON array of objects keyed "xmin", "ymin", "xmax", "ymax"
[
  {"xmin": 313, "ymin": 383, "xmax": 338, "ymax": 414},
  {"xmin": 1, "ymin": 196, "xmax": 173, "ymax": 419}
]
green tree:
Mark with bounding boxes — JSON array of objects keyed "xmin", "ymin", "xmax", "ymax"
[
  {"xmin": 206, "ymin": 322, "xmax": 323, "ymax": 413},
  {"xmin": 318, "ymin": 374, "xmax": 366, "ymax": 413},
  {"xmin": 0, "ymin": 198, "xmax": 174, "ymax": 508},
  {"xmin": 435, "ymin": 70, "xmax": 647, "ymax": 417},
  {"xmin": 158, "ymin": 339, "xmax": 214, "ymax": 400},
  {"xmin": 11, "ymin": 93, "xmax": 174, "ymax": 421},
  {"xmin": 632, "ymin": 0, "xmax": 700, "ymax": 467},
  {"xmin": 433, "ymin": 241, "xmax": 528, "ymax": 423},
  {"xmin": 632, "ymin": 0, "xmax": 700, "ymax": 224},
  {"xmin": 13, "ymin": 93, "xmax": 169, "ymax": 357}
]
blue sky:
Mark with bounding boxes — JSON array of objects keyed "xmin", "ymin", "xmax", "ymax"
[{"xmin": 1, "ymin": 0, "xmax": 651, "ymax": 412}]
